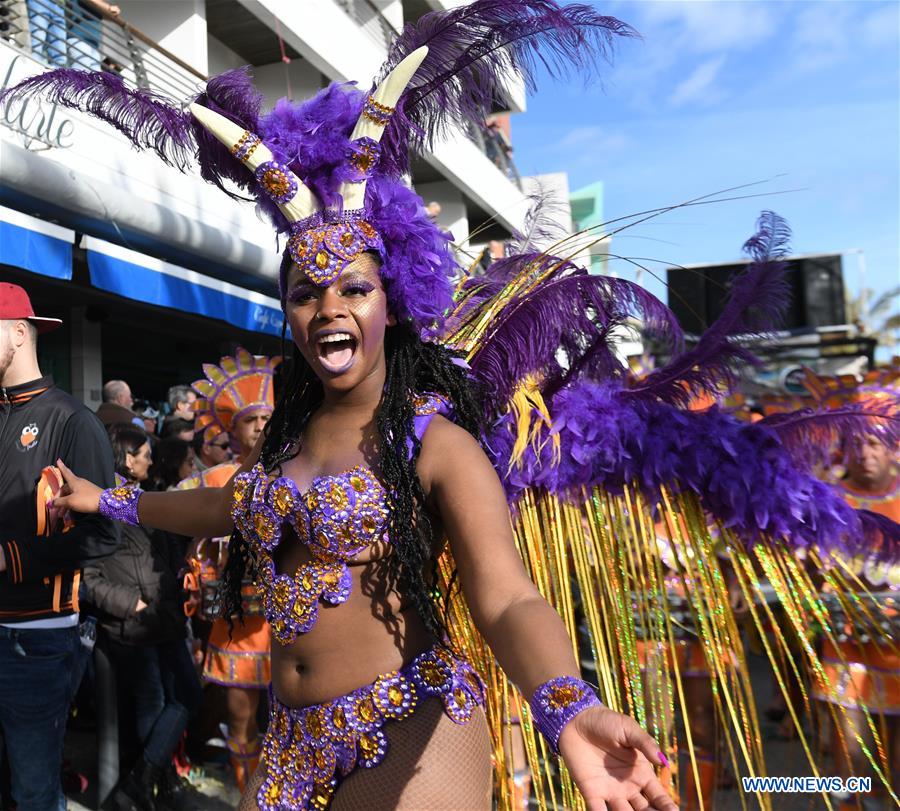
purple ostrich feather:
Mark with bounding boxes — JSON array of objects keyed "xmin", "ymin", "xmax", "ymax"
[
  {"xmin": 627, "ymin": 210, "xmax": 792, "ymax": 407},
  {"xmin": 760, "ymin": 403, "xmax": 900, "ymax": 472},
  {"xmin": 0, "ymin": 69, "xmax": 192, "ymax": 167},
  {"xmin": 459, "ymin": 251, "xmax": 683, "ymax": 412},
  {"xmin": 191, "ymin": 68, "xmax": 264, "ymax": 201}
]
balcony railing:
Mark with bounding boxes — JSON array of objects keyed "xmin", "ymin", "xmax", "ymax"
[{"xmin": 1, "ymin": 0, "xmax": 206, "ymax": 101}]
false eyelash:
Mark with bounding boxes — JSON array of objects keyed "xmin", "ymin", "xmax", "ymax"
[{"xmin": 342, "ymin": 283, "xmax": 375, "ymax": 295}]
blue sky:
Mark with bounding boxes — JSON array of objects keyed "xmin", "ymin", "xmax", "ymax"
[{"xmin": 512, "ymin": 0, "xmax": 899, "ymax": 320}]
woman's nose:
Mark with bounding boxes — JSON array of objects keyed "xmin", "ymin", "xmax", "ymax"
[{"xmin": 315, "ymin": 287, "xmax": 346, "ymax": 320}]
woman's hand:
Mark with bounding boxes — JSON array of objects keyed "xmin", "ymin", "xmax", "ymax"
[
  {"xmin": 558, "ymin": 706, "xmax": 677, "ymax": 811},
  {"xmin": 52, "ymin": 459, "xmax": 103, "ymax": 515}
]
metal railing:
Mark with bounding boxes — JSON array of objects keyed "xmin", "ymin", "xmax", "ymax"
[{"xmin": 1, "ymin": 0, "xmax": 206, "ymax": 101}]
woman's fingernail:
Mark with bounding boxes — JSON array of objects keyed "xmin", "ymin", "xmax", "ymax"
[{"xmin": 658, "ymin": 750, "xmax": 669, "ymax": 768}]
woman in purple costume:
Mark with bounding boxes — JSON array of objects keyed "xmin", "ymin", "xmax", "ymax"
[{"xmin": 33, "ymin": 2, "xmax": 678, "ymax": 808}]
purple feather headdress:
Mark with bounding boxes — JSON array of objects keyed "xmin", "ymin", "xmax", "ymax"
[{"xmin": 0, "ymin": 0, "xmax": 636, "ymax": 335}]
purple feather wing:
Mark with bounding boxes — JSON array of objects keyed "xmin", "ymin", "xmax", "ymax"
[
  {"xmin": 484, "ymin": 379, "xmax": 900, "ymax": 562},
  {"xmin": 375, "ymin": 0, "xmax": 638, "ymax": 176}
]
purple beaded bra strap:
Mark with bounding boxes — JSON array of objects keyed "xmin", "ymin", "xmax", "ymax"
[
  {"xmin": 98, "ymin": 485, "xmax": 143, "ymax": 526},
  {"xmin": 529, "ymin": 676, "xmax": 602, "ymax": 754}
]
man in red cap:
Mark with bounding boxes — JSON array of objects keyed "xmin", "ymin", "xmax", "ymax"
[{"xmin": 0, "ymin": 283, "xmax": 118, "ymax": 811}]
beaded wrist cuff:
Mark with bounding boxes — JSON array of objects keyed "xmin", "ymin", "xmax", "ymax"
[
  {"xmin": 98, "ymin": 485, "xmax": 143, "ymax": 526},
  {"xmin": 530, "ymin": 676, "xmax": 602, "ymax": 754}
]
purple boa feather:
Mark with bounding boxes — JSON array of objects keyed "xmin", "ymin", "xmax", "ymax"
[{"xmin": 485, "ymin": 379, "xmax": 899, "ymax": 561}]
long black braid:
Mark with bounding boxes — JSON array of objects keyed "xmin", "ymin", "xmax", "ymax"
[{"xmin": 220, "ymin": 323, "xmax": 484, "ymax": 641}]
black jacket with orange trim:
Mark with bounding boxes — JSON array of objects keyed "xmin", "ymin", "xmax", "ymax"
[{"xmin": 0, "ymin": 375, "xmax": 119, "ymax": 623}]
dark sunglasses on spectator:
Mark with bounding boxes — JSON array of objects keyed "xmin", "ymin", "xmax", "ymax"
[{"xmin": 209, "ymin": 440, "xmax": 230, "ymax": 450}]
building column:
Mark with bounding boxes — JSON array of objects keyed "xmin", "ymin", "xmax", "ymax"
[{"xmin": 70, "ymin": 306, "xmax": 102, "ymax": 409}]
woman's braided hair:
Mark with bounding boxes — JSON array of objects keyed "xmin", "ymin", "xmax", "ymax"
[{"xmin": 220, "ymin": 322, "xmax": 484, "ymax": 640}]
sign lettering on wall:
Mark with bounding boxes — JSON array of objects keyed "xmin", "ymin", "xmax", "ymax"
[{"xmin": 1, "ymin": 52, "xmax": 75, "ymax": 150}]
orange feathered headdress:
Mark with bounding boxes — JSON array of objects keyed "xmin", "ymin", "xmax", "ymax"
[
  {"xmin": 191, "ymin": 347, "xmax": 281, "ymax": 443},
  {"xmin": 801, "ymin": 358, "xmax": 900, "ymax": 410}
]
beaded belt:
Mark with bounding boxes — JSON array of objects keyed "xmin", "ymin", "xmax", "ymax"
[{"xmin": 258, "ymin": 645, "xmax": 485, "ymax": 810}]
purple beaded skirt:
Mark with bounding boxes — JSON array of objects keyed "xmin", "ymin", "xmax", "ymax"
[{"xmin": 257, "ymin": 645, "xmax": 486, "ymax": 810}]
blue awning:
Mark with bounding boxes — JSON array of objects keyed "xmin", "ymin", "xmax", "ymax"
[
  {"xmin": 0, "ymin": 205, "xmax": 74, "ymax": 280},
  {"xmin": 83, "ymin": 236, "xmax": 284, "ymax": 337}
]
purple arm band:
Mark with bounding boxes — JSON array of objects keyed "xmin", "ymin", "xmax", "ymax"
[
  {"xmin": 98, "ymin": 485, "xmax": 143, "ymax": 526},
  {"xmin": 530, "ymin": 676, "xmax": 602, "ymax": 754}
]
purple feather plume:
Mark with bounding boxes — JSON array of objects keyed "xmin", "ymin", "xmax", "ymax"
[
  {"xmin": 626, "ymin": 210, "xmax": 792, "ymax": 407},
  {"xmin": 460, "ymin": 252, "xmax": 683, "ymax": 412},
  {"xmin": 0, "ymin": 69, "xmax": 192, "ymax": 167},
  {"xmin": 191, "ymin": 68, "xmax": 264, "ymax": 201},
  {"xmin": 760, "ymin": 404, "xmax": 900, "ymax": 471},
  {"xmin": 375, "ymin": 0, "xmax": 638, "ymax": 176}
]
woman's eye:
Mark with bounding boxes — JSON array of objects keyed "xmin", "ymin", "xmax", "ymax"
[
  {"xmin": 343, "ymin": 284, "xmax": 372, "ymax": 296},
  {"xmin": 288, "ymin": 289, "xmax": 316, "ymax": 304}
]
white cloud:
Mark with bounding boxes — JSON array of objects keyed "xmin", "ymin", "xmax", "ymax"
[
  {"xmin": 789, "ymin": 1, "xmax": 899, "ymax": 75},
  {"xmin": 601, "ymin": 1, "xmax": 780, "ymax": 113},
  {"xmin": 860, "ymin": 3, "xmax": 900, "ymax": 49},
  {"xmin": 669, "ymin": 55, "xmax": 727, "ymax": 107},
  {"xmin": 634, "ymin": 0, "xmax": 778, "ymax": 53}
]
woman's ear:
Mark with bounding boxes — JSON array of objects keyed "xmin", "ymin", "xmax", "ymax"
[{"xmin": 386, "ymin": 311, "xmax": 397, "ymax": 327}]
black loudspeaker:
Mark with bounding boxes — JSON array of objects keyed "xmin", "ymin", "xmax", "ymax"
[{"xmin": 666, "ymin": 255, "xmax": 845, "ymax": 333}]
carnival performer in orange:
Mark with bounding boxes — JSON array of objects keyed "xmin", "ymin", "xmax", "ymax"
[
  {"xmin": 178, "ymin": 348, "xmax": 279, "ymax": 791},
  {"xmin": 805, "ymin": 366, "xmax": 900, "ymax": 811}
]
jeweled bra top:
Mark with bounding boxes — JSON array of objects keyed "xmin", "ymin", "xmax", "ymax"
[{"xmin": 231, "ymin": 393, "xmax": 450, "ymax": 645}]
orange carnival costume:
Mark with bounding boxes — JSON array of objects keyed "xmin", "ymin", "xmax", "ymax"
[
  {"xmin": 177, "ymin": 349, "xmax": 278, "ymax": 786},
  {"xmin": 803, "ymin": 365, "xmax": 900, "ymax": 718}
]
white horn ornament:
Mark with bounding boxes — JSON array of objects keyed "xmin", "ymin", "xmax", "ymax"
[
  {"xmin": 339, "ymin": 46, "xmax": 429, "ymax": 212},
  {"xmin": 189, "ymin": 102, "xmax": 320, "ymax": 222}
]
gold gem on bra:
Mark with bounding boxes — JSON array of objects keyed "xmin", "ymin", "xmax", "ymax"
[
  {"xmin": 359, "ymin": 734, "xmax": 378, "ymax": 756},
  {"xmin": 357, "ymin": 696, "xmax": 376, "ymax": 722}
]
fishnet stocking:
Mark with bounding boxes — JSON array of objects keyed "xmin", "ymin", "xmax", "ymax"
[
  {"xmin": 239, "ymin": 762, "xmax": 267, "ymax": 811},
  {"xmin": 332, "ymin": 697, "xmax": 492, "ymax": 811}
]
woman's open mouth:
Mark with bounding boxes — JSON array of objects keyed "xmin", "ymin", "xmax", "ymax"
[{"xmin": 315, "ymin": 331, "xmax": 358, "ymax": 374}]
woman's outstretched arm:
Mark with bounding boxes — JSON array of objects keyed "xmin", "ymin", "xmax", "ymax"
[
  {"xmin": 50, "ymin": 433, "xmax": 265, "ymax": 538},
  {"xmin": 420, "ymin": 417, "xmax": 676, "ymax": 811}
]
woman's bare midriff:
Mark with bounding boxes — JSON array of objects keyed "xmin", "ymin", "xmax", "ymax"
[{"xmin": 269, "ymin": 524, "xmax": 436, "ymax": 709}]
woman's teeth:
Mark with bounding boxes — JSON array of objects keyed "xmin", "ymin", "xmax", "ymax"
[{"xmin": 316, "ymin": 333, "xmax": 356, "ymax": 372}]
